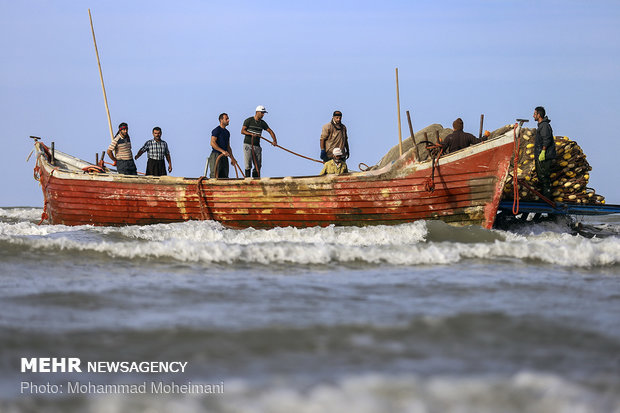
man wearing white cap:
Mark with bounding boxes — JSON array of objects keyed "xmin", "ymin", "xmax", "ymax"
[
  {"xmin": 241, "ymin": 105, "xmax": 278, "ymax": 178},
  {"xmin": 319, "ymin": 147, "xmax": 348, "ymax": 176}
]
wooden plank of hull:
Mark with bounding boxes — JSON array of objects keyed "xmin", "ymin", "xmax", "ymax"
[
  {"xmin": 36, "ymin": 132, "xmax": 514, "ymax": 229},
  {"xmin": 46, "ymin": 179, "xmax": 495, "ymax": 226},
  {"xmin": 48, "ymin": 175, "xmax": 496, "ymax": 209}
]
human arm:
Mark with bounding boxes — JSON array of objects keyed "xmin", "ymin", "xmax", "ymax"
[
  {"xmin": 538, "ymin": 123, "xmax": 554, "ymax": 161},
  {"xmin": 166, "ymin": 153, "xmax": 172, "ymax": 172},
  {"xmin": 240, "ymin": 124, "xmax": 253, "ymax": 138},
  {"xmin": 540, "ymin": 123, "xmax": 554, "ymax": 152},
  {"xmin": 319, "ymin": 124, "xmax": 329, "ymax": 161},
  {"xmin": 106, "ymin": 139, "xmax": 118, "ymax": 165},
  {"xmin": 240, "ymin": 118, "xmax": 258, "ymax": 139},
  {"xmin": 227, "ymin": 144, "xmax": 237, "ymax": 165},
  {"xmin": 135, "ymin": 140, "xmax": 151, "ymax": 160},
  {"xmin": 106, "ymin": 149, "xmax": 117, "ymax": 165},
  {"xmin": 210, "ymin": 136, "xmax": 230, "ymax": 157},
  {"xmin": 266, "ymin": 128, "xmax": 277, "ymax": 146}
]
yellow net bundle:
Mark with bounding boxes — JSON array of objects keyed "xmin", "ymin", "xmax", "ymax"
[{"xmin": 501, "ymin": 127, "xmax": 605, "ymax": 205}]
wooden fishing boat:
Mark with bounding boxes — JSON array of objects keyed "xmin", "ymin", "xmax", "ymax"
[{"xmin": 32, "ymin": 129, "xmax": 517, "ymax": 229}]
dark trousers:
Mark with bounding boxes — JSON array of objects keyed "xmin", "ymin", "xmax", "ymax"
[
  {"xmin": 208, "ymin": 152, "xmax": 229, "ymax": 178},
  {"xmin": 145, "ymin": 159, "xmax": 167, "ymax": 176},
  {"xmin": 116, "ymin": 159, "xmax": 137, "ymax": 175},
  {"xmin": 535, "ymin": 158, "xmax": 553, "ymax": 200}
]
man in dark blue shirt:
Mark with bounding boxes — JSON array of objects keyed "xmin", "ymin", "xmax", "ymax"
[{"xmin": 207, "ymin": 113, "xmax": 237, "ymax": 178}]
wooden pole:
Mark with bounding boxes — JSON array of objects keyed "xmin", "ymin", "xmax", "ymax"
[
  {"xmin": 479, "ymin": 114, "xmax": 485, "ymax": 139},
  {"xmin": 395, "ymin": 68, "xmax": 403, "ymax": 156},
  {"xmin": 406, "ymin": 110, "xmax": 420, "ymax": 161},
  {"xmin": 89, "ymin": 9, "xmax": 115, "ymax": 142}
]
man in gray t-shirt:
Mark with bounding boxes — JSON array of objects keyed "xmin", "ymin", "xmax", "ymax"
[{"xmin": 241, "ymin": 105, "xmax": 277, "ymax": 178}]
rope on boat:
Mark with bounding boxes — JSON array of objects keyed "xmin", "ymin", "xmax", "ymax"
[
  {"xmin": 424, "ymin": 143, "xmax": 444, "ymax": 192},
  {"xmin": 37, "ymin": 167, "xmax": 57, "ymax": 225},
  {"xmin": 38, "ymin": 200, "xmax": 48, "ymax": 225},
  {"xmin": 212, "ymin": 153, "xmax": 244, "ymax": 179},
  {"xmin": 259, "ymin": 136, "xmax": 323, "ymax": 164},
  {"xmin": 512, "ymin": 123, "xmax": 521, "ymax": 214},
  {"xmin": 196, "ymin": 176, "xmax": 212, "ymax": 221},
  {"xmin": 82, "ymin": 165, "xmax": 105, "ymax": 173},
  {"xmin": 250, "ymin": 144, "xmax": 260, "ymax": 178}
]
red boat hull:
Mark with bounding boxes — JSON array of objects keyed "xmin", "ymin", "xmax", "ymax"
[{"xmin": 34, "ymin": 135, "xmax": 514, "ymax": 229}]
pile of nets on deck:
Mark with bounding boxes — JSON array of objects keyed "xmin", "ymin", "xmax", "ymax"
[{"xmin": 371, "ymin": 123, "xmax": 605, "ymax": 205}]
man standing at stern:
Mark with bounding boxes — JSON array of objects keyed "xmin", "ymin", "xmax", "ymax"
[
  {"xmin": 241, "ymin": 105, "xmax": 277, "ymax": 178},
  {"xmin": 107, "ymin": 122, "xmax": 138, "ymax": 175},
  {"xmin": 533, "ymin": 106, "xmax": 556, "ymax": 200},
  {"xmin": 320, "ymin": 110, "xmax": 349, "ymax": 162},
  {"xmin": 135, "ymin": 126, "xmax": 172, "ymax": 176}
]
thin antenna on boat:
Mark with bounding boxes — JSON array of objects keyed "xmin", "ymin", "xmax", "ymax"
[
  {"xmin": 88, "ymin": 9, "xmax": 115, "ymax": 142},
  {"xmin": 395, "ymin": 68, "xmax": 403, "ymax": 156}
]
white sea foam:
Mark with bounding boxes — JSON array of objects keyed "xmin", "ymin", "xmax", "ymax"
[
  {"xmin": 109, "ymin": 220, "xmax": 429, "ymax": 246},
  {"xmin": 0, "ymin": 207, "xmax": 43, "ymax": 221},
  {"xmin": 1, "ymin": 220, "xmax": 619, "ymax": 267}
]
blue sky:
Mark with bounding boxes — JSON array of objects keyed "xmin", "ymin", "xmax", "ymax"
[{"xmin": 2, "ymin": 0, "xmax": 619, "ymax": 206}]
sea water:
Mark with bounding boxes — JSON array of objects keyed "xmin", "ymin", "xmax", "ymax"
[{"xmin": 1, "ymin": 207, "xmax": 619, "ymax": 412}]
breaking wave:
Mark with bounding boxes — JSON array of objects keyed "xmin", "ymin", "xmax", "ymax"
[{"xmin": 1, "ymin": 213, "xmax": 619, "ymax": 267}]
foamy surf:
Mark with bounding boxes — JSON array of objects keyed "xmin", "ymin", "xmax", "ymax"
[
  {"xmin": 0, "ymin": 207, "xmax": 44, "ymax": 221},
  {"xmin": 1, "ymin": 216, "xmax": 619, "ymax": 267},
  {"xmin": 214, "ymin": 372, "xmax": 620, "ymax": 413}
]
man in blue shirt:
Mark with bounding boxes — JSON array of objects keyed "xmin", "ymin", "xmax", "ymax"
[{"xmin": 207, "ymin": 113, "xmax": 237, "ymax": 178}]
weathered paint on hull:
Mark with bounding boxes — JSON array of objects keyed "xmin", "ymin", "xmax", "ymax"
[{"xmin": 34, "ymin": 134, "xmax": 514, "ymax": 229}]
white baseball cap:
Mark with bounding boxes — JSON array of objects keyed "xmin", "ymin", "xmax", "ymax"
[
  {"xmin": 255, "ymin": 105, "xmax": 268, "ymax": 113},
  {"xmin": 332, "ymin": 148, "xmax": 343, "ymax": 156}
]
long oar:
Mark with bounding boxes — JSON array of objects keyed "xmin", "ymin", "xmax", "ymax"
[
  {"xmin": 88, "ymin": 9, "xmax": 114, "ymax": 142},
  {"xmin": 259, "ymin": 136, "xmax": 322, "ymax": 164}
]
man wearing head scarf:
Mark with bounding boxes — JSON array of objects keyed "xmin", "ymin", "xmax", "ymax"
[
  {"xmin": 441, "ymin": 118, "xmax": 486, "ymax": 154},
  {"xmin": 107, "ymin": 122, "xmax": 138, "ymax": 175},
  {"xmin": 320, "ymin": 110, "xmax": 350, "ymax": 162}
]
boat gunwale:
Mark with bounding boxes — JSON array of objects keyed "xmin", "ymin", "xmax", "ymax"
[{"xmin": 34, "ymin": 129, "xmax": 517, "ymax": 186}]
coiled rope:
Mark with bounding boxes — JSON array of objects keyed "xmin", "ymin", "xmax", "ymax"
[{"xmin": 424, "ymin": 142, "xmax": 444, "ymax": 192}]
